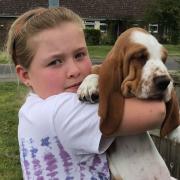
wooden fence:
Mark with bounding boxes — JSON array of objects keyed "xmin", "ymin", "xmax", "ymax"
[{"xmin": 151, "ymin": 135, "xmax": 180, "ymax": 179}]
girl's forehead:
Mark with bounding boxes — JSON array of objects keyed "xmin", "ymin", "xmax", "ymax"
[
  {"xmin": 28, "ymin": 23, "xmax": 86, "ymax": 59},
  {"xmin": 30, "ymin": 22, "xmax": 83, "ymax": 43},
  {"xmin": 29, "ymin": 22, "xmax": 84, "ymax": 47}
]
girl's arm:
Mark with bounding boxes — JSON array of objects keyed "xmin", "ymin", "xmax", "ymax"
[{"xmin": 118, "ymin": 98, "xmax": 166, "ymax": 136}]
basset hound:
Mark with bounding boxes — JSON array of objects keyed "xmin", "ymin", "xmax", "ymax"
[{"xmin": 78, "ymin": 27, "xmax": 180, "ymax": 180}]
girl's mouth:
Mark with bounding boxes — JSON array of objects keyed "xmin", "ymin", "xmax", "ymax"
[{"xmin": 65, "ymin": 82, "xmax": 82, "ymax": 92}]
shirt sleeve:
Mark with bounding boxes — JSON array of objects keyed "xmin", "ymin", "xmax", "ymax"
[{"xmin": 52, "ymin": 93, "xmax": 114, "ymax": 155}]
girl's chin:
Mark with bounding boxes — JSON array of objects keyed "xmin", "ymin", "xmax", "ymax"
[
  {"xmin": 65, "ymin": 87, "xmax": 78, "ymax": 93},
  {"xmin": 65, "ymin": 90, "xmax": 77, "ymax": 93}
]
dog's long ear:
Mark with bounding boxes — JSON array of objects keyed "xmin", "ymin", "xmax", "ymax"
[
  {"xmin": 160, "ymin": 90, "xmax": 180, "ymax": 137},
  {"xmin": 98, "ymin": 51, "xmax": 125, "ymax": 136}
]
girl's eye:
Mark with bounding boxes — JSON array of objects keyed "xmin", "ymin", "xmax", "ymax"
[
  {"xmin": 75, "ymin": 52, "xmax": 86, "ymax": 60},
  {"xmin": 48, "ymin": 59, "xmax": 62, "ymax": 66}
]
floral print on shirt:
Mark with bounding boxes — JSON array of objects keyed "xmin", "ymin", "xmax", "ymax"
[{"xmin": 19, "ymin": 136, "xmax": 110, "ymax": 179}]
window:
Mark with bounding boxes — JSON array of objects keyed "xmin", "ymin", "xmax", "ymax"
[
  {"xmin": 84, "ymin": 20, "xmax": 108, "ymax": 32},
  {"xmin": 100, "ymin": 22, "xmax": 107, "ymax": 33},
  {"xmin": 85, "ymin": 21, "xmax": 95, "ymax": 29},
  {"xmin": 148, "ymin": 24, "xmax": 158, "ymax": 33}
]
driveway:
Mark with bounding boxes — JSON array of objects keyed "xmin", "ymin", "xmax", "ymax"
[
  {"xmin": 165, "ymin": 56, "xmax": 180, "ymax": 70},
  {"xmin": 0, "ymin": 64, "xmax": 16, "ymax": 82}
]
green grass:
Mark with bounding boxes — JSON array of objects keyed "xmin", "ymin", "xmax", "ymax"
[
  {"xmin": 164, "ymin": 44, "xmax": 180, "ymax": 56},
  {"xmin": 0, "ymin": 82, "xmax": 27, "ymax": 179},
  {"xmin": 0, "ymin": 52, "xmax": 10, "ymax": 64},
  {"xmin": 88, "ymin": 45, "xmax": 112, "ymax": 60}
]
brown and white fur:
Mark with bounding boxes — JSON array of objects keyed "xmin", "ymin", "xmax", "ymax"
[{"xmin": 77, "ymin": 27, "xmax": 180, "ymax": 180}]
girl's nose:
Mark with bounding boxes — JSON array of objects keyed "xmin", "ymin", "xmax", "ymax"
[{"xmin": 67, "ymin": 61, "xmax": 80, "ymax": 78}]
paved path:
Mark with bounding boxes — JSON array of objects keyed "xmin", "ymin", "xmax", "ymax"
[
  {"xmin": 165, "ymin": 56, "xmax": 180, "ymax": 70},
  {"xmin": 0, "ymin": 64, "xmax": 17, "ymax": 82}
]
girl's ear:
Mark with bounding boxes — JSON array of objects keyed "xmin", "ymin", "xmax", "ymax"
[{"xmin": 16, "ymin": 65, "xmax": 31, "ymax": 87}]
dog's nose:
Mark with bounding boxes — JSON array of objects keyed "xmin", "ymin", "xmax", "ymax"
[{"xmin": 153, "ymin": 76, "xmax": 170, "ymax": 91}]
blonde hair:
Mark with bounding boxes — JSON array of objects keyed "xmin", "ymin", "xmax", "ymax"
[{"xmin": 6, "ymin": 7, "xmax": 84, "ymax": 69}]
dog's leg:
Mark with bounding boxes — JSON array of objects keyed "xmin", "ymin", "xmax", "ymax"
[{"xmin": 167, "ymin": 125, "xmax": 180, "ymax": 143}]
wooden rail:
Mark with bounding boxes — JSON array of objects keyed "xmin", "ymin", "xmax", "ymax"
[{"xmin": 151, "ymin": 135, "xmax": 180, "ymax": 179}]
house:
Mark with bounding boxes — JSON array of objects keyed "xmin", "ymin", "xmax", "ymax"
[
  {"xmin": 0, "ymin": 0, "xmax": 47, "ymax": 48},
  {"xmin": 61, "ymin": 0, "xmax": 150, "ymax": 32},
  {"xmin": 0, "ymin": 0, "xmax": 151, "ymax": 48}
]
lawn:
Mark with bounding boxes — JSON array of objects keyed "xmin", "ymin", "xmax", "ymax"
[
  {"xmin": 0, "ymin": 52, "xmax": 9, "ymax": 64},
  {"xmin": 164, "ymin": 44, "xmax": 180, "ymax": 56},
  {"xmin": 0, "ymin": 82, "xmax": 27, "ymax": 179},
  {"xmin": 88, "ymin": 45, "xmax": 112, "ymax": 60}
]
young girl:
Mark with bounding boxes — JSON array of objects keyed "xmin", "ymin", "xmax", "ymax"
[{"xmin": 7, "ymin": 7, "xmax": 166, "ymax": 179}]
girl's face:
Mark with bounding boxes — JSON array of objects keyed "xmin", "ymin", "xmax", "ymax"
[{"xmin": 17, "ymin": 22, "xmax": 92, "ymax": 99}]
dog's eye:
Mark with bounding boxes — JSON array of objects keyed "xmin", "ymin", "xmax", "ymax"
[
  {"xmin": 133, "ymin": 52, "xmax": 148, "ymax": 66},
  {"xmin": 139, "ymin": 53, "xmax": 147, "ymax": 60},
  {"xmin": 133, "ymin": 52, "xmax": 147, "ymax": 60}
]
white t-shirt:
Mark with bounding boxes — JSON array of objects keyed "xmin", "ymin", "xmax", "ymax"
[{"xmin": 18, "ymin": 92, "xmax": 114, "ymax": 179}]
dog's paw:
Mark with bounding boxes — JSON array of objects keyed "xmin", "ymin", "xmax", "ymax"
[
  {"xmin": 168, "ymin": 125, "xmax": 180, "ymax": 143},
  {"xmin": 77, "ymin": 74, "xmax": 99, "ymax": 103}
]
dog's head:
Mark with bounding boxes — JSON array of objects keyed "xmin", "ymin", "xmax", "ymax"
[{"xmin": 99, "ymin": 27, "xmax": 180, "ymax": 137}]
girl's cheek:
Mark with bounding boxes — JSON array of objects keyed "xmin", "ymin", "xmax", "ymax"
[
  {"xmin": 79, "ymin": 57, "xmax": 92, "ymax": 76},
  {"xmin": 85, "ymin": 59, "xmax": 92, "ymax": 74}
]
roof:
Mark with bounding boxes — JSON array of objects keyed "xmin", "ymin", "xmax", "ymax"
[
  {"xmin": 60, "ymin": 0, "xmax": 149, "ymax": 20},
  {"xmin": 0, "ymin": 0, "xmax": 48, "ymax": 17},
  {"xmin": 0, "ymin": 0, "xmax": 149, "ymax": 20}
]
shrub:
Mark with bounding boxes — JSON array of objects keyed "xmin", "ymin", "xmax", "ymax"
[{"xmin": 84, "ymin": 29, "xmax": 101, "ymax": 45}]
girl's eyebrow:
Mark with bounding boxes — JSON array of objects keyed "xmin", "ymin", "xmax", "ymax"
[
  {"xmin": 42, "ymin": 47, "xmax": 88, "ymax": 63},
  {"xmin": 42, "ymin": 53, "xmax": 64, "ymax": 64},
  {"xmin": 50, "ymin": 53, "xmax": 64, "ymax": 58},
  {"xmin": 50, "ymin": 47, "xmax": 87, "ymax": 57},
  {"xmin": 74, "ymin": 47, "xmax": 88, "ymax": 52},
  {"xmin": 49, "ymin": 48, "xmax": 86, "ymax": 59}
]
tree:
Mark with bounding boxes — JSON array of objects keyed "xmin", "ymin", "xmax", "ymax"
[{"xmin": 144, "ymin": 0, "xmax": 180, "ymax": 44}]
